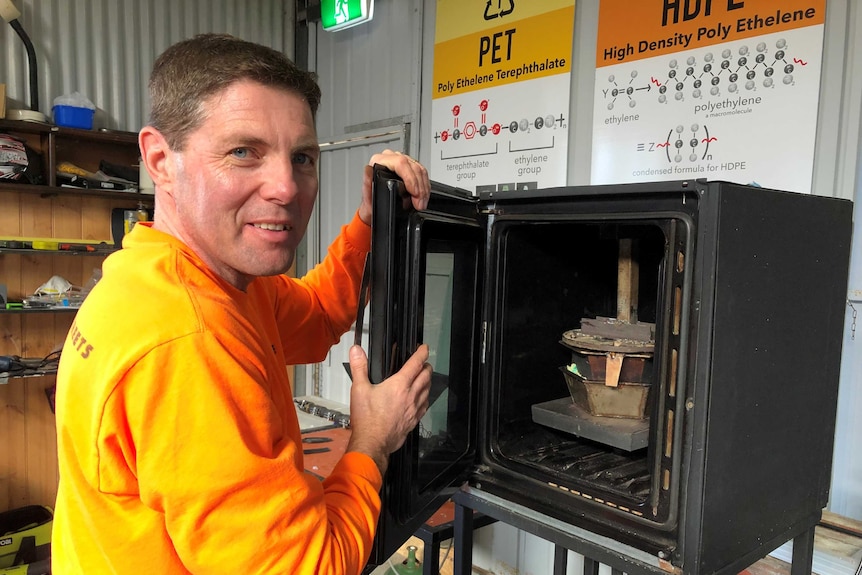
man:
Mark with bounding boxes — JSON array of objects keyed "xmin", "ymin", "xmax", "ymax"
[{"xmin": 52, "ymin": 33, "xmax": 432, "ymax": 574}]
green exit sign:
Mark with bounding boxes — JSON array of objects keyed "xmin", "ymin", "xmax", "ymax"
[{"xmin": 320, "ymin": 0, "xmax": 374, "ymax": 32}]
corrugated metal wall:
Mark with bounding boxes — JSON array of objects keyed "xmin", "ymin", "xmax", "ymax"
[{"xmin": 0, "ymin": 0, "xmax": 293, "ymax": 132}]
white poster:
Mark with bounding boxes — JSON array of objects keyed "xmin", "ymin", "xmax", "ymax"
[
  {"xmin": 431, "ymin": 1, "xmax": 575, "ymax": 193},
  {"xmin": 591, "ymin": 0, "xmax": 826, "ymax": 194}
]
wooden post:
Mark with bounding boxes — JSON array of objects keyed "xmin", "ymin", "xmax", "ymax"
[{"xmin": 617, "ymin": 239, "xmax": 638, "ymax": 323}]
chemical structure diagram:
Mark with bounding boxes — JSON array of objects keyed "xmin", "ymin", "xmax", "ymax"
[
  {"xmin": 433, "ymin": 98, "xmax": 567, "ymax": 146},
  {"xmin": 601, "ymin": 38, "xmax": 808, "ymax": 110},
  {"xmin": 651, "ymin": 123, "xmax": 718, "ymax": 163}
]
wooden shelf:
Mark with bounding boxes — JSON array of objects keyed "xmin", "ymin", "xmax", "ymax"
[
  {"xmin": 0, "ymin": 118, "xmax": 146, "ymax": 191},
  {"xmin": 1, "ymin": 307, "xmax": 79, "ymax": 314},
  {"xmin": 0, "ymin": 351, "xmax": 60, "ymax": 384},
  {"xmin": 0, "ymin": 247, "xmax": 115, "ymax": 256},
  {"xmin": 0, "ymin": 181, "xmax": 153, "ymax": 202},
  {"xmin": 0, "ymin": 369, "xmax": 58, "ymax": 385},
  {"xmin": 0, "ymin": 119, "xmax": 138, "ymax": 144},
  {"xmin": 0, "ymin": 118, "xmax": 54, "ymax": 135},
  {"xmin": 1, "ymin": 118, "xmax": 133, "ymax": 515}
]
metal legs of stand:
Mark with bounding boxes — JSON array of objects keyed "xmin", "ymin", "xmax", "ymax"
[
  {"xmin": 421, "ymin": 537, "xmax": 443, "ymax": 575},
  {"xmin": 449, "ymin": 494, "xmax": 819, "ymax": 575},
  {"xmin": 790, "ymin": 526, "xmax": 816, "ymax": 575},
  {"xmin": 555, "ymin": 546, "xmax": 621, "ymax": 575},
  {"xmin": 412, "ymin": 501, "xmax": 496, "ymax": 575},
  {"xmin": 452, "ymin": 502, "xmax": 473, "ymax": 575},
  {"xmin": 554, "ymin": 545, "xmax": 568, "ymax": 575}
]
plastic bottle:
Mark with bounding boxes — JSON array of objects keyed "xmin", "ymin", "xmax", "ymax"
[
  {"xmin": 136, "ymin": 201, "xmax": 149, "ymax": 224},
  {"xmin": 385, "ymin": 545, "xmax": 422, "ymax": 575}
]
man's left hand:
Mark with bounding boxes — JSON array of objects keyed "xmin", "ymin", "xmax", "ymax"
[{"xmin": 358, "ymin": 150, "xmax": 430, "ymax": 225}]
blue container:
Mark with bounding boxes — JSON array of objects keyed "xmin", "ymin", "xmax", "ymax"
[{"xmin": 53, "ymin": 105, "xmax": 94, "ymax": 129}]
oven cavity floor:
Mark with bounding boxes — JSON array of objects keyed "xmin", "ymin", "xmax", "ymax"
[{"xmin": 500, "ymin": 429, "xmax": 651, "ymax": 502}]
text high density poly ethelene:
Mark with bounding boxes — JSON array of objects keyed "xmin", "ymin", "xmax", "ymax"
[{"xmin": 603, "ymin": 7, "xmax": 818, "ymax": 63}]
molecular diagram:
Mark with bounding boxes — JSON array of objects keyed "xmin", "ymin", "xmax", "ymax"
[
  {"xmin": 603, "ymin": 38, "xmax": 807, "ymax": 110},
  {"xmin": 656, "ymin": 123, "xmax": 717, "ymax": 163},
  {"xmin": 434, "ymin": 99, "xmax": 567, "ymax": 144}
]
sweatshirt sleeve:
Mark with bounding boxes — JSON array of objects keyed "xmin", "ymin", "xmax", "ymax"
[
  {"xmin": 113, "ymin": 331, "xmax": 382, "ymax": 575},
  {"xmin": 271, "ymin": 211, "xmax": 371, "ymax": 364}
]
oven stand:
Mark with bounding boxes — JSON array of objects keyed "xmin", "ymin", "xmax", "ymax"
[
  {"xmin": 412, "ymin": 501, "xmax": 496, "ymax": 575},
  {"xmin": 790, "ymin": 528, "xmax": 816, "ymax": 575},
  {"xmin": 450, "ymin": 490, "xmax": 817, "ymax": 575}
]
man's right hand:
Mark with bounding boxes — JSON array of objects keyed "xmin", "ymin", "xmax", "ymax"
[{"xmin": 345, "ymin": 344, "xmax": 432, "ymax": 476}]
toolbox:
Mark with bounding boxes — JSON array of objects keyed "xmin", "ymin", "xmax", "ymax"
[{"xmin": 0, "ymin": 505, "xmax": 53, "ymax": 573}]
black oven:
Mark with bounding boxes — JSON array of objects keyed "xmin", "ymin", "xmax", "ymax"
[{"xmin": 363, "ymin": 166, "xmax": 853, "ymax": 574}]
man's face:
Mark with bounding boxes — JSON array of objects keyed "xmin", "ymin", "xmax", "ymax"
[{"xmin": 160, "ymin": 80, "xmax": 320, "ymax": 289}]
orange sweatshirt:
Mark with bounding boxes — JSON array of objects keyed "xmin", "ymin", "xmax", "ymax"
[{"xmin": 52, "ymin": 214, "xmax": 380, "ymax": 575}]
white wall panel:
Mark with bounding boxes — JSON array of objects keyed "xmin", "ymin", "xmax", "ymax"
[
  {"xmin": 298, "ymin": 128, "xmax": 406, "ymax": 401},
  {"xmin": 1, "ymin": 0, "xmax": 292, "ymax": 132},
  {"xmin": 298, "ymin": 0, "xmax": 424, "ymax": 399},
  {"xmin": 312, "ymin": 0, "xmax": 423, "ymax": 152}
]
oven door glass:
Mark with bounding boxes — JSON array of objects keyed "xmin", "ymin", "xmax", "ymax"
[{"xmin": 366, "ymin": 166, "xmax": 484, "ymax": 563}]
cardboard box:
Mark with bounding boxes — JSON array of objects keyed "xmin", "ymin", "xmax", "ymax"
[{"xmin": 0, "ymin": 83, "xmax": 6, "ymax": 119}]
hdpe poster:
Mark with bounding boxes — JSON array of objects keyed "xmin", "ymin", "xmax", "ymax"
[
  {"xmin": 591, "ymin": 0, "xmax": 826, "ymax": 194},
  {"xmin": 430, "ymin": 0, "xmax": 575, "ymax": 193}
]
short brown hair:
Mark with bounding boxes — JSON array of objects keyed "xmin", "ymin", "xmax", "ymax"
[{"xmin": 148, "ymin": 33, "xmax": 322, "ymax": 150}]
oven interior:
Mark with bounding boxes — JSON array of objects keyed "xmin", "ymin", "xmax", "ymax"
[
  {"xmin": 387, "ymin": 179, "xmax": 850, "ymax": 572},
  {"xmin": 484, "ymin": 217, "xmax": 685, "ymax": 525}
]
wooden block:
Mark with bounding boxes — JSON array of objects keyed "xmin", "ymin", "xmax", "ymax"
[
  {"xmin": 617, "ymin": 238, "xmax": 638, "ymax": 322},
  {"xmin": 0, "ymin": 83, "xmax": 6, "ymax": 118}
]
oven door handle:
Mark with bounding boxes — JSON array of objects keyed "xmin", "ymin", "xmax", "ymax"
[
  {"xmin": 344, "ymin": 253, "xmax": 372, "ymax": 384},
  {"xmin": 354, "ymin": 252, "xmax": 372, "ymax": 349}
]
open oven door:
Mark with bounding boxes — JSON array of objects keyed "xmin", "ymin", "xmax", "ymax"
[{"xmin": 363, "ymin": 166, "xmax": 485, "ymax": 567}]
